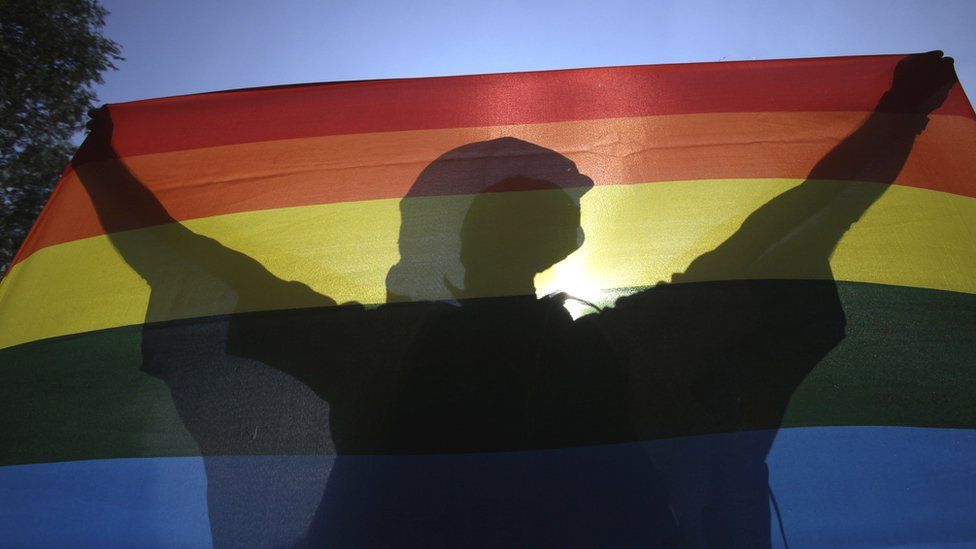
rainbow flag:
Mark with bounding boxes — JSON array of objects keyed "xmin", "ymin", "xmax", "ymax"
[{"xmin": 1, "ymin": 53, "xmax": 974, "ymax": 547}]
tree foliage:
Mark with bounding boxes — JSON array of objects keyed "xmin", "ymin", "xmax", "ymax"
[{"xmin": 1, "ymin": 0, "xmax": 121, "ymax": 274}]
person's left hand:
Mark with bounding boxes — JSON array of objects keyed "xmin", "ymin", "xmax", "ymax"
[{"xmin": 75, "ymin": 105, "xmax": 118, "ymax": 164}]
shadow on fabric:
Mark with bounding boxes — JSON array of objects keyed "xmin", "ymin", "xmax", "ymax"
[{"xmin": 73, "ymin": 52, "xmax": 956, "ymax": 548}]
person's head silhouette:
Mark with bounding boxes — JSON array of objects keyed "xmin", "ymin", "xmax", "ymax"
[{"xmin": 386, "ymin": 137, "xmax": 593, "ymax": 303}]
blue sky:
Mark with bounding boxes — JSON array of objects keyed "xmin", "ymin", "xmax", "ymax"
[{"xmin": 95, "ymin": 0, "xmax": 976, "ymax": 104}]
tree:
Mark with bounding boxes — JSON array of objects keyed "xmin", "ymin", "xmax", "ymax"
[{"xmin": 0, "ymin": 0, "xmax": 121, "ymax": 275}]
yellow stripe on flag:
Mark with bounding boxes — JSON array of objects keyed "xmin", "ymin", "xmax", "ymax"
[{"xmin": 1, "ymin": 178, "xmax": 974, "ymax": 350}]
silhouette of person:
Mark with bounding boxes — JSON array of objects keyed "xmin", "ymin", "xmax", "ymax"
[{"xmin": 75, "ymin": 52, "xmax": 956, "ymax": 548}]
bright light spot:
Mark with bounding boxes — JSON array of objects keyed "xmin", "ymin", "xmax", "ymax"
[{"xmin": 535, "ymin": 252, "xmax": 607, "ymax": 320}]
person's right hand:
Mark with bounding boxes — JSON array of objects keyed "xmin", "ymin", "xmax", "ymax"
[{"xmin": 879, "ymin": 50, "xmax": 958, "ymax": 115}]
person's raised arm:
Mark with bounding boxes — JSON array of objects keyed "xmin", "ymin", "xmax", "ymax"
[
  {"xmin": 74, "ymin": 108, "xmax": 337, "ymax": 382},
  {"xmin": 605, "ymin": 53, "xmax": 958, "ymax": 434},
  {"xmin": 681, "ymin": 52, "xmax": 958, "ymax": 281},
  {"xmin": 74, "ymin": 106, "xmax": 335, "ymax": 310}
]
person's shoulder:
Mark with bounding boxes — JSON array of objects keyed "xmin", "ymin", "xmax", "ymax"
[{"xmin": 604, "ymin": 279, "xmax": 674, "ymax": 311}]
